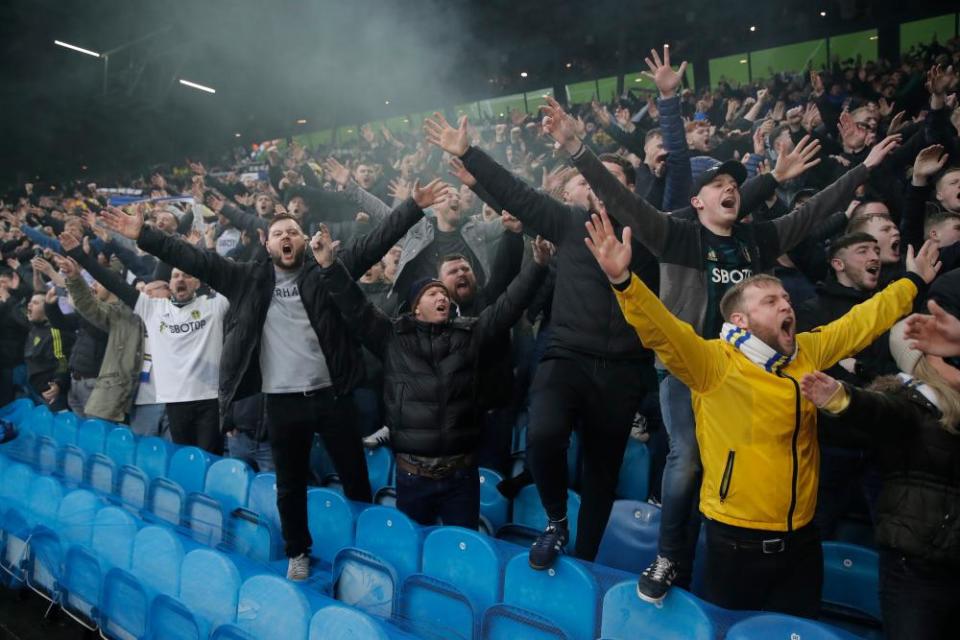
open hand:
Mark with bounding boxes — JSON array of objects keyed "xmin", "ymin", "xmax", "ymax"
[
  {"xmin": 423, "ymin": 113, "xmax": 469, "ymax": 157},
  {"xmin": 912, "ymin": 144, "xmax": 949, "ymax": 183},
  {"xmin": 322, "ymin": 157, "xmax": 352, "ymax": 187},
  {"xmin": 52, "ymin": 255, "xmax": 81, "ymax": 278},
  {"xmin": 799, "ymin": 371, "xmax": 841, "ymax": 408},
  {"xmin": 411, "ymin": 179, "xmax": 450, "ymax": 210},
  {"xmin": 772, "ymin": 135, "xmax": 821, "ymax": 182},
  {"xmin": 905, "ymin": 239, "xmax": 942, "ymax": 284},
  {"xmin": 448, "ymin": 157, "xmax": 477, "ymax": 187},
  {"xmin": 642, "ymin": 45, "xmax": 687, "ymax": 99},
  {"xmin": 309, "ymin": 224, "xmax": 340, "ymax": 268},
  {"xmin": 584, "ymin": 207, "xmax": 632, "ymax": 284},
  {"xmin": 100, "ymin": 205, "xmax": 145, "ymax": 240},
  {"xmin": 903, "ymin": 299, "xmax": 960, "ymax": 358},
  {"xmin": 539, "ymin": 96, "xmax": 582, "ymax": 154},
  {"xmin": 863, "ymin": 134, "xmax": 901, "ymax": 169},
  {"xmin": 531, "ymin": 235, "xmax": 554, "ymax": 265}
]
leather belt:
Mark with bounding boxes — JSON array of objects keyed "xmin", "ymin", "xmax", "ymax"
[{"xmin": 395, "ymin": 455, "xmax": 473, "ymax": 479}]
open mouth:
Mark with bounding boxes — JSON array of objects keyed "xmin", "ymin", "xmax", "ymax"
[
  {"xmin": 780, "ymin": 316, "xmax": 794, "ymax": 337},
  {"xmin": 721, "ymin": 196, "xmax": 736, "ymax": 209},
  {"xmin": 890, "ymin": 239, "xmax": 900, "ymax": 256},
  {"xmin": 865, "ymin": 264, "xmax": 880, "ymax": 276},
  {"xmin": 655, "ymin": 152, "xmax": 668, "ymax": 163},
  {"xmin": 281, "ymin": 241, "xmax": 293, "ymax": 259}
]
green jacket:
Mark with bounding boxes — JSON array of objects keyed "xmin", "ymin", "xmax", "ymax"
[{"xmin": 64, "ymin": 274, "xmax": 144, "ymax": 422}]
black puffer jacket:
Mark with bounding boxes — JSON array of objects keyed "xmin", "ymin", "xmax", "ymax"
[
  {"xmin": 322, "ymin": 256, "xmax": 547, "ymax": 457},
  {"xmin": 136, "ymin": 197, "xmax": 426, "ymax": 429},
  {"xmin": 833, "ymin": 379, "xmax": 960, "ymax": 568}
]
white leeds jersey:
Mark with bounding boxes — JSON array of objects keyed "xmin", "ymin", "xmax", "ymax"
[{"xmin": 133, "ymin": 292, "xmax": 230, "ymax": 403}]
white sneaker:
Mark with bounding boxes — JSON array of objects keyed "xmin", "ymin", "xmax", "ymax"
[
  {"xmin": 363, "ymin": 426, "xmax": 390, "ymax": 449},
  {"xmin": 287, "ymin": 553, "xmax": 310, "ymax": 582}
]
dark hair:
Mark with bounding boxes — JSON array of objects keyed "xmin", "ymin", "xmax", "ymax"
[
  {"xmin": 924, "ymin": 209, "xmax": 960, "ymax": 236},
  {"xmin": 598, "ymin": 153, "xmax": 636, "ymax": 188},
  {"xmin": 768, "ymin": 124, "xmax": 791, "ymax": 148},
  {"xmin": 266, "ymin": 213, "xmax": 303, "ymax": 232},
  {"xmin": 827, "ymin": 232, "xmax": 878, "ymax": 261},
  {"xmin": 437, "ymin": 253, "xmax": 472, "ymax": 272},
  {"xmin": 644, "ymin": 128, "xmax": 663, "ymax": 145},
  {"xmin": 934, "ymin": 165, "xmax": 960, "ymax": 190}
]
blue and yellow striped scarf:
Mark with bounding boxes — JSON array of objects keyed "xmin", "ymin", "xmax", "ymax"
[{"xmin": 721, "ymin": 322, "xmax": 796, "ymax": 374}]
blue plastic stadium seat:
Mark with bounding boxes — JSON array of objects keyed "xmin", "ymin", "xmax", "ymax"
[
  {"xmin": 399, "ymin": 574, "xmax": 475, "ymax": 640},
  {"xmin": 87, "ymin": 453, "xmax": 118, "ymax": 495},
  {"xmin": 725, "ymin": 613, "xmax": 861, "ymax": 639},
  {"xmin": 481, "ymin": 603, "xmax": 571, "ymax": 640},
  {"xmin": 105, "ymin": 427, "xmax": 137, "ymax": 467},
  {"xmin": 355, "ymin": 506, "xmax": 421, "ymax": 581},
  {"xmin": 185, "ymin": 458, "xmax": 254, "ymax": 547},
  {"xmin": 166, "ymin": 446, "xmax": 212, "ymax": 494},
  {"xmin": 77, "ymin": 418, "xmax": 109, "ymax": 455},
  {"xmin": 501, "ymin": 554, "xmax": 598, "ymax": 640},
  {"xmin": 309, "ymin": 604, "xmax": 391, "ymax": 640},
  {"xmin": 60, "ymin": 505, "xmax": 138, "ymax": 628},
  {"xmin": 136, "ymin": 436, "xmax": 170, "ymax": 481},
  {"xmin": 149, "ymin": 477, "xmax": 187, "ymax": 527},
  {"xmin": 333, "ymin": 547, "xmax": 400, "ymax": 618},
  {"xmin": 821, "ymin": 541, "xmax": 881, "ymax": 622},
  {"xmin": 234, "ymin": 574, "xmax": 319, "ymax": 640},
  {"xmin": 2, "ymin": 475, "xmax": 62, "ymax": 580},
  {"xmin": 52, "ymin": 411, "xmax": 79, "ymax": 448},
  {"xmin": 99, "ymin": 526, "xmax": 184, "ymax": 639},
  {"xmin": 365, "ymin": 446, "xmax": 393, "ymax": 494},
  {"xmin": 0, "ymin": 398, "xmax": 34, "ymax": 424},
  {"xmin": 511, "ymin": 485, "xmax": 580, "ymax": 552},
  {"xmin": 59, "ymin": 444, "xmax": 87, "ymax": 487},
  {"xmin": 615, "ymin": 439, "xmax": 650, "ymax": 501},
  {"xmin": 25, "ymin": 489, "xmax": 102, "ymax": 602},
  {"xmin": 307, "ymin": 488, "xmax": 355, "ymax": 567},
  {"xmin": 149, "ymin": 548, "xmax": 242, "ymax": 640},
  {"xmin": 36, "ymin": 435, "xmax": 59, "ymax": 475},
  {"xmin": 595, "ymin": 500, "xmax": 660, "ymax": 574},
  {"xmin": 247, "ymin": 473, "xmax": 281, "ymax": 532},
  {"xmin": 600, "ymin": 580, "xmax": 714, "ymax": 640},
  {"xmin": 227, "ymin": 472, "xmax": 282, "ymax": 561},
  {"xmin": 422, "ymin": 527, "xmax": 502, "ymax": 615},
  {"xmin": 117, "ymin": 465, "xmax": 150, "ymax": 511},
  {"xmin": 374, "ymin": 485, "xmax": 397, "ymax": 507},
  {"xmin": 479, "ymin": 468, "xmax": 509, "ymax": 532},
  {"xmin": 27, "ymin": 405, "xmax": 54, "ymax": 439}
]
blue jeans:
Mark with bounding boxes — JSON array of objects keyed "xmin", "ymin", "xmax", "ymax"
[
  {"xmin": 658, "ymin": 373, "xmax": 702, "ymax": 578},
  {"xmin": 880, "ymin": 549, "xmax": 960, "ymax": 639},
  {"xmin": 129, "ymin": 403, "xmax": 169, "ymax": 439},
  {"xmin": 227, "ymin": 431, "xmax": 275, "ymax": 472},
  {"xmin": 396, "ymin": 466, "xmax": 480, "ymax": 529}
]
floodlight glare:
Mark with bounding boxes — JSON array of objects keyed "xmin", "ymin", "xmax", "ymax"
[
  {"xmin": 179, "ymin": 79, "xmax": 216, "ymax": 94},
  {"xmin": 54, "ymin": 40, "xmax": 101, "ymax": 57}
]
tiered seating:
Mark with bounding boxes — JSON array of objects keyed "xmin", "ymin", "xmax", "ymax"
[{"xmin": 0, "ymin": 401, "xmax": 882, "ymax": 639}]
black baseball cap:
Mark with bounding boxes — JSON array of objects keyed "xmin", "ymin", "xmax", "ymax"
[{"xmin": 692, "ymin": 160, "xmax": 747, "ymax": 195}]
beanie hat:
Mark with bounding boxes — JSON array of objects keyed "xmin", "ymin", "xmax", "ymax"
[
  {"xmin": 888, "ymin": 320, "xmax": 922, "ymax": 376},
  {"xmin": 408, "ymin": 277, "xmax": 446, "ymax": 312}
]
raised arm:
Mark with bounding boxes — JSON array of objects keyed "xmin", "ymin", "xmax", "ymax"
[
  {"xmin": 423, "ymin": 113, "xmax": 571, "ymax": 243},
  {"xmin": 806, "ymin": 241, "xmax": 940, "ymax": 370},
  {"xmin": 100, "ymin": 205, "xmax": 246, "ymax": 298},
  {"xmin": 61, "ymin": 232, "xmax": 141, "ymax": 310},
  {"xmin": 482, "ymin": 221, "xmax": 524, "ymax": 303},
  {"xmin": 312, "ymin": 229, "xmax": 392, "ymax": 359},
  {"xmin": 339, "ymin": 181, "xmax": 448, "ymax": 279},
  {"xmin": 57, "ymin": 257, "xmax": 113, "ymax": 333},
  {"xmin": 585, "ymin": 207, "xmax": 724, "ymax": 392},
  {"xmin": 474, "ymin": 237, "xmax": 550, "ymax": 345}
]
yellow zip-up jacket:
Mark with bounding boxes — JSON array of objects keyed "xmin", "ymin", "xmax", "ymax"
[{"xmin": 614, "ymin": 272, "xmax": 922, "ymax": 532}]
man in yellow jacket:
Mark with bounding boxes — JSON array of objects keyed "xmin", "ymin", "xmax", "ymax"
[{"xmin": 584, "ymin": 207, "xmax": 941, "ymax": 617}]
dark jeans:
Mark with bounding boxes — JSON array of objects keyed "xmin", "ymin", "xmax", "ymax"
[
  {"xmin": 396, "ymin": 466, "xmax": 480, "ymax": 529},
  {"xmin": 703, "ymin": 519, "xmax": 823, "ymax": 619},
  {"xmin": 814, "ymin": 446, "xmax": 882, "ymax": 539},
  {"xmin": 166, "ymin": 399, "xmax": 222, "ymax": 455},
  {"xmin": 657, "ymin": 373, "xmax": 703, "ymax": 583},
  {"xmin": 525, "ymin": 352, "xmax": 647, "ymax": 561},
  {"xmin": 880, "ymin": 549, "xmax": 960, "ymax": 640},
  {"xmin": 266, "ymin": 389, "xmax": 372, "ymax": 558},
  {"xmin": 226, "ymin": 430, "xmax": 274, "ymax": 472}
]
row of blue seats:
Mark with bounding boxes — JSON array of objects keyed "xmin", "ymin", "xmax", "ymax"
[{"xmin": 1, "ymin": 399, "xmax": 869, "ymax": 639}]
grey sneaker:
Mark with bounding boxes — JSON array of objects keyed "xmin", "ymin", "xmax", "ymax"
[
  {"xmin": 287, "ymin": 553, "xmax": 310, "ymax": 582},
  {"xmin": 363, "ymin": 426, "xmax": 390, "ymax": 449}
]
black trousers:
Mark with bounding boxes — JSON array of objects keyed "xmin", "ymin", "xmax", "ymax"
[
  {"xmin": 880, "ymin": 549, "xmax": 960, "ymax": 640},
  {"xmin": 266, "ymin": 389, "xmax": 372, "ymax": 558},
  {"xmin": 396, "ymin": 466, "xmax": 480, "ymax": 529},
  {"xmin": 703, "ymin": 519, "xmax": 823, "ymax": 619},
  {"xmin": 166, "ymin": 398, "xmax": 222, "ymax": 455},
  {"xmin": 525, "ymin": 352, "xmax": 647, "ymax": 560}
]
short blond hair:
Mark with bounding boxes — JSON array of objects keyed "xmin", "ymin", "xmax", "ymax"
[{"xmin": 719, "ymin": 274, "xmax": 783, "ymax": 321}]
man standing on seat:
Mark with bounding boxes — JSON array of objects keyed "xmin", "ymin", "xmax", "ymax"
[
  {"xmin": 584, "ymin": 205, "xmax": 940, "ymax": 617},
  {"xmin": 99, "ymin": 180, "xmax": 448, "ymax": 582}
]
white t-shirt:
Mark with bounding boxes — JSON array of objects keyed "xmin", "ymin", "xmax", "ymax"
[
  {"xmin": 133, "ymin": 333, "xmax": 158, "ymax": 405},
  {"xmin": 216, "ymin": 228, "xmax": 241, "ymax": 256},
  {"xmin": 259, "ymin": 267, "xmax": 332, "ymax": 394},
  {"xmin": 133, "ymin": 293, "xmax": 230, "ymax": 403}
]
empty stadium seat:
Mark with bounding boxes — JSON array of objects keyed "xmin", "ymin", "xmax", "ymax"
[
  {"xmin": 421, "ymin": 527, "xmax": 502, "ymax": 615},
  {"xmin": 309, "ymin": 604, "xmax": 391, "ymax": 640},
  {"xmin": 77, "ymin": 418, "xmax": 110, "ymax": 454},
  {"xmin": 365, "ymin": 446, "xmax": 393, "ymax": 494},
  {"xmin": 52, "ymin": 411, "xmax": 79, "ymax": 447},
  {"xmin": 99, "ymin": 525, "xmax": 184, "ymax": 639},
  {"xmin": 595, "ymin": 500, "xmax": 660, "ymax": 573},
  {"xmin": 821, "ymin": 541, "xmax": 881, "ymax": 622},
  {"xmin": 399, "ymin": 573, "xmax": 475, "ymax": 639},
  {"xmin": 333, "ymin": 546, "xmax": 400, "ymax": 618},
  {"xmin": 510, "ymin": 485, "xmax": 580, "ymax": 552},
  {"xmin": 60, "ymin": 505, "xmax": 138, "ymax": 628},
  {"xmin": 149, "ymin": 548, "xmax": 242, "ymax": 639},
  {"xmin": 600, "ymin": 580, "xmax": 714, "ymax": 640},
  {"xmin": 725, "ymin": 613, "xmax": 860, "ymax": 639},
  {"xmin": 117, "ymin": 465, "xmax": 150, "ymax": 511},
  {"xmin": 232, "ymin": 574, "xmax": 319, "ymax": 639},
  {"xmin": 615, "ymin": 439, "xmax": 650, "ymax": 501},
  {"xmin": 374, "ymin": 485, "xmax": 397, "ymax": 507},
  {"xmin": 166, "ymin": 446, "xmax": 212, "ymax": 494},
  {"xmin": 1, "ymin": 474, "xmax": 62, "ymax": 580},
  {"xmin": 307, "ymin": 488, "xmax": 355, "ymax": 567},
  {"xmin": 105, "ymin": 427, "xmax": 137, "ymax": 467},
  {"xmin": 184, "ymin": 458, "xmax": 254, "ymax": 546},
  {"xmin": 501, "ymin": 554, "xmax": 598, "ymax": 640},
  {"xmin": 136, "ymin": 436, "xmax": 171, "ymax": 481},
  {"xmin": 355, "ymin": 506, "xmax": 421, "ymax": 581},
  {"xmin": 481, "ymin": 603, "xmax": 570, "ymax": 640},
  {"xmin": 478, "ymin": 468, "xmax": 509, "ymax": 532}
]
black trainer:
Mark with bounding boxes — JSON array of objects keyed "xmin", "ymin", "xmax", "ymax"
[
  {"xmin": 636, "ymin": 554, "xmax": 678, "ymax": 604},
  {"xmin": 528, "ymin": 519, "xmax": 569, "ymax": 570}
]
